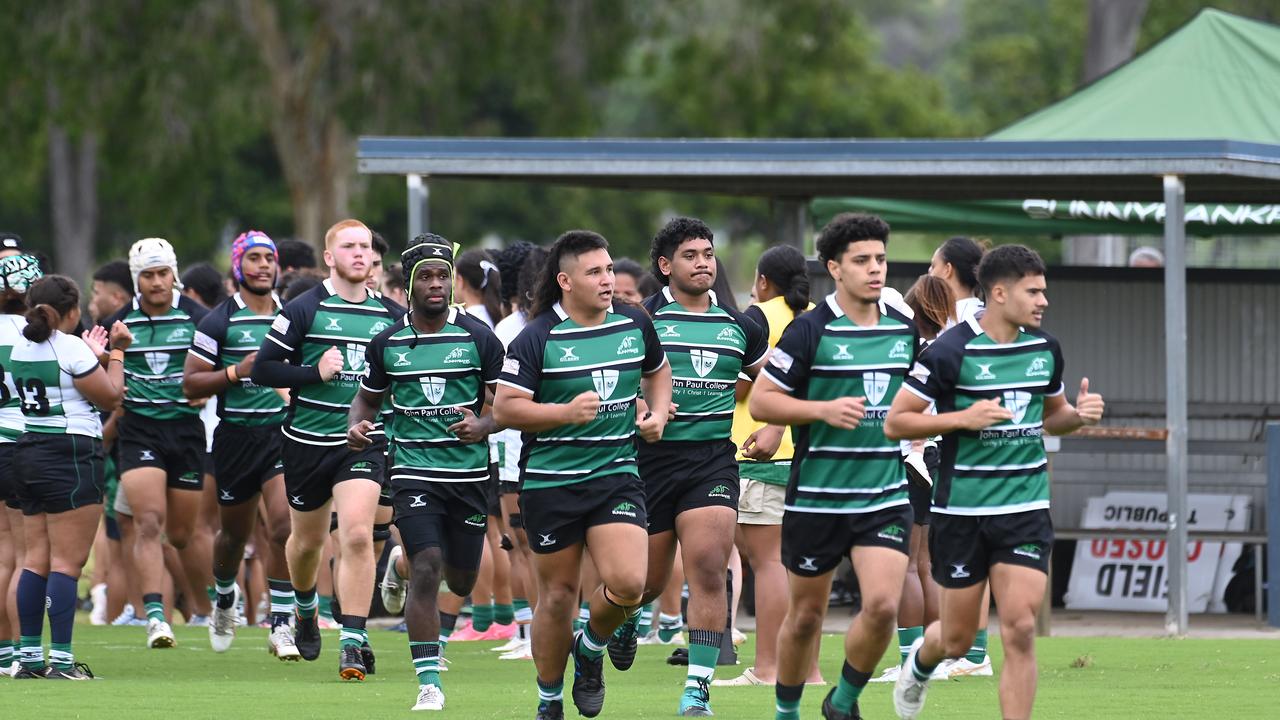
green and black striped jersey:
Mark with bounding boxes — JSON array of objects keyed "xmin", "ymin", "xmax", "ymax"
[
  {"xmin": 189, "ymin": 292, "xmax": 286, "ymax": 427},
  {"xmin": 762, "ymin": 294, "xmax": 918, "ymax": 515},
  {"xmin": 260, "ymin": 279, "xmax": 405, "ymax": 446},
  {"xmin": 904, "ymin": 317, "xmax": 1064, "ymax": 516},
  {"xmin": 641, "ymin": 288, "xmax": 768, "ymax": 443},
  {"xmin": 499, "ymin": 302, "xmax": 667, "ymax": 490},
  {"xmin": 105, "ymin": 291, "xmax": 208, "ymax": 420},
  {"xmin": 362, "ymin": 309, "xmax": 504, "ymax": 483}
]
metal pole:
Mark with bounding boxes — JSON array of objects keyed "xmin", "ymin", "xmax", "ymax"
[
  {"xmin": 407, "ymin": 174, "xmax": 430, "ymax": 240},
  {"xmin": 1162, "ymin": 174, "xmax": 1188, "ymax": 637},
  {"xmin": 770, "ymin": 198, "xmax": 810, "ymax": 253},
  {"xmin": 1267, "ymin": 423, "xmax": 1280, "ymax": 628}
]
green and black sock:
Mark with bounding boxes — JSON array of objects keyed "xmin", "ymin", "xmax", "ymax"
[
  {"xmin": 774, "ymin": 682, "xmax": 803, "ymax": 720},
  {"xmin": 410, "ymin": 641, "xmax": 442, "ymax": 688},
  {"xmin": 966, "ymin": 629, "xmax": 988, "ymax": 663},
  {"xmin": 898, "ymin": 626, "xmax": 923, "ymax": 664},
  {"xmin": 831, "ymin": 661, "xmax": 871, "ymax": 713}
]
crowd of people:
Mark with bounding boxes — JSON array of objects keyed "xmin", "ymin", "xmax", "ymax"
[{"xmin": 0, "ymin": 214, "xmax": 1104, "ymax": 720}]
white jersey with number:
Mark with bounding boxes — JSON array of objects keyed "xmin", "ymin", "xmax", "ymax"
[
  {"xmin": 0, "ymin": 315, "xmax": 27, "ymax": 442},
  {"xmin": 8, "ymin": 330, "xmax": 103, "ymax": 438}
]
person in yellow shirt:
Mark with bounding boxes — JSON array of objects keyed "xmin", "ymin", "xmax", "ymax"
[{"xmin": 715, "ymin": 245, "xmax": 824, "ymax": 688}]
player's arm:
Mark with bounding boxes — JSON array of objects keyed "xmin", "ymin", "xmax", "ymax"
[
  {"xmin": 1042, "ymin": 377, "xmax": 1104, "ymax": 435},
  {"xmin": 251, "ymin": 305, "xmax": 341, "ymax": 388},
  {"xmin": 884, "ymin": 342, "xmax": 1012, "ymax": 440},
  {"xmin": 450, "ymin": 382, "xmax": 500, "ymax": 443},
  {"xmin": 347, "ymin": 387, "xmax": 385, "ymax": 450},
  {"xmin": 635, "ymin": 311, "xmax": 672, "ymax": 443},
  {"xmin": 183, "ymin": 316, "xmax": 243, "ymax": 399},
  {"xmin": 73, "ymin": 329, "xmax": 129, "ymax": 412},
  {"xmin": 749, "ymin": 372, "xmax": 865, "ymax": 429}
]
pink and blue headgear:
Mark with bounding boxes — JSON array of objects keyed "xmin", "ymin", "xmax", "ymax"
[{"xmin": 230, "ymin": 230, "xmax": 278, "ymax": 283}]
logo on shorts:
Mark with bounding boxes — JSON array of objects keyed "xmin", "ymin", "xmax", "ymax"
[
  {"xmin": 408, "ymin": 494, "xmax": 427, "ymax": 508},
  {"xmin": 832, "ymin": 343, "xmax": 853, "ymax": 361},
  {"xmin": 616, "ymin": 336, "xmax": 639, "ymax": 355},
  {"xmin": 611, "ymin": 501, "xmax": 638, "ymax": 518},
  {"xmin": 708, "ymin": 484, "xmax": 731, "ymax": 500},
  {"xmin": 538, "ymin": 533, "xmax": 557, "ymax": 547},
  {"xmin": 349, "ymin": 462, "xmax": 373, "ymax": 473},
  {"xmin": 876, "ymin": 523, "xmax": 906, "ymax": 543},
  {"xmin": 975, "ymin": 363, "xmax": 996, "ymax": 380},
  {"xmin": 345, "ymin": 343, "xmax": 366, "ymax": 372},
  {"xmin": 273, "ymin": 460, "xmax": 284, "ymax": 470},
  {"xmin": 179, "ymin": 472, "xmax": 200, "ymax": 485},
  {"xmin": 1002, "ymin": 390, "xmax": 1032, "ymax": 424},
  {"xmin": 464, "ymin": 514, "xmax": 486, "ymax": 527},
  {"xmin": 393, "ymin": 351, "xmax": 412, "ymax": 367},
  {"xmin": 950, "ymin": 563, "xmax": 970, "ymax": 579},
  {"xmin": 660, "ymin": 324, "xmax": 680, "ymax": 338},
  {"xmin": 220, "ymin": 489, "xmax": 234, "ymax": 501},
  {"xmin": 420, "ymin": 376, "xmax": 446, "ymax": 405},
  {"xmin": 144, "ymin": 352, "xmax": 169, "ymax": 374},
  {"xmin": 139, "ymin": 449, "xmax": 156, "ymax": 461},
  {"xmin": 559, "ymin": 346, "xmax": 580, "ymax": 362},
  {"xmin": 591, "ymin": 369, "xmax": 619, "ymax": 400},
  {"xmin": 1012, "ymin": 543, "xmax": 1042, "ymax": 560},
  {"xmin": 797, "ymin": 556, "xmax": 819, "ymax": 572},
  {"xmin": 325, "ymin": 317, "xmax": 343, "ymax": 331},
  {"xmin": 1025, "ymin": 357, "xmax": 1050, "ymax": 378},
  {"xmin": 889, "ymin": 340, "xmax": 911, "ymax": 360},
  {"xmin": 290, "ymin": 494, "xmax": 305, "ymax": 506},
  {"xmin": 862, "ymin": 371, "xmax": 891, "ymax": 406},
  {"xmin": 690, "ymin": 349, "xmax": 718, "ymax": 378},
  {"xmin": 369, "ymin": 321, "xmax": 389, "ymax": 336},
  {"xmin": 239, "ymin": 329, "xmax": 257, "ymax": 343}
]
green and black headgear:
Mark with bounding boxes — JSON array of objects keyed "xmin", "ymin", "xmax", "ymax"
[{"xmin": 401, "ymin": 233, "xmax": 458, "ymax": 310}]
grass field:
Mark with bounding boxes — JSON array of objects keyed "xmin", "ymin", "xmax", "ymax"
[{"xmin": 7, "ymin": 624, "xmax": 1276, "ymax": 719}]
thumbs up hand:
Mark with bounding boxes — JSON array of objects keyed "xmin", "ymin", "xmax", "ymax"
[{"xmin": 1075, "ymin": 377, "xmax": 1105, "ymax": 426}]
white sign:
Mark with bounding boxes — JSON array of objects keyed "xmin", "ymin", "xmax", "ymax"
[{"xmin": 1064, "ymin": 491, "xmax": 1250, "ymax": 613}]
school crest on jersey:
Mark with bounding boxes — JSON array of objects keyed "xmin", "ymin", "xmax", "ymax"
[
  {"xmin": 145, "ymin": 351, "xmax": 169, "ymax": 375},
  {"xmin": 690, "ymin": 349, "xmax": 718, "ymax": 378},
  {"xmin": 420, "ymin": 376, "xmax": 446, "ymax": 405},
  {"xmin": 591, "ymin": 369, "xmax": 619, "ymax": 400},
  {"xmin": 863, "ymin": 371, "xmax": 890, "ymax": 406},
  {"xmin": 345, "ymin": 343, "xmax": 366, "ymax": 372},
  {"xmin": 1002, "ymin": 390, "xmax": 1032, "ymax": 424}
]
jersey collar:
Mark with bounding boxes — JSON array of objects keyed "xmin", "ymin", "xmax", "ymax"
[
  {"xmin": 552, "ymin": 302, "xmax": 569, "ymax": 321},
  {"xmin": 232, "ymin": 291, "xmax": 283, "ymax": 312}
]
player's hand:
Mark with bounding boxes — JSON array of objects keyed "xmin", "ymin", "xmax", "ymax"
[
  {"xmin": 741, "ymin": 424, "xmax": 785, "ymax": 460},
  {"xmin": 318, "ymin": 346, "xmax": 344, "ymax": 382},
  {"xmin": 636, "ymin": 410, "xmax": 666, "ymax": 444},
  {"xmin": 959, "ymin": 397, "xmax": 1013, "ymax": 430},
  {"xmin": 826, "ymin": 396, "xmax": 866, "ymax": 430},
  {"xmin": 235, "ymin": 351, "xmax": 258, "ymax": 380},
  {"xmin": 347, "ymin": 419, "xmax": 375, "ymax": 450},
  {"xmin": 666, "ymin": 402, "xmax": 678, "ymax": 422},
  {"xmin": 188, "ymin": 396, "xmax": 208, "ymax": 409},
  {"xmin": 561, "ymin": 391, "xmax": 600, "ymax": 425},
  {"xmin": 1075, "ymin": 377, "xmax": 1105, "ymax": 426},
  {"xmin": 82, "ymin": 325, "xmax": 109, "ymax": 358},
  {"xmin": 109, "ymin": 321, "xmax": 133, "ymax": 351},
  {"xmin": 448, "ymin": 407, "xmax": 490, "ymax": 443}
]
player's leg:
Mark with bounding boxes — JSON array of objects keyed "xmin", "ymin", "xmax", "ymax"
[
  {"xmin": 286, "ymin": 503, "xmax": 331, "ymax": 660},
  {"xmin": 332, "ymin": 476, "xmax": 380, "ymax": 679},
  {"xmin": 498, "ymin": 491, "xmax": 535, "ymax": 657},
  {"xmin": 15, "ymin": 511, "xmax": 50, "ymax": 675},
  {"xmin": 774, "ymin": 570, "xmax": 834, "ymax": 720},
  {"xmin": 735, "ymin": 521, "xmax": 782, "ymax": 682},
  {"xmin": 45, "ymin": 503, "xmax": 102, "ymax": 677},
  {"xmin": 0, "ymin": 505, "xmax": 15, "ymax": 673},
  {"xmin": 122, "ymin": 466, "xmax": 175, "ymax": 644},
  {"xmin": 578, "ymin": 520, "xmax": 648, "ymax": 716},
  {"xmin": 260, "ymin": 473, "xmax": 297, "ymax": 644},
  {"xmin": 486, "ymin": 518, "xmax": 516, "ymax": 639},
  {"xmin": 529, "ymin": 541, "xmax": 585, "ymax": 719},
  {"xmin": 830, "ymin": 544, "xmax": 908, "ymax": 717},
  {"xmin": 894, "ymin": 580, "xmax": 985, "ymax": 720},
  {"xmin": 989, "ymin": 563, "xmax": 1046, "ymax": 720},
  {"xmin": 4, "ymin": 505, "xmax": 25, "ymax": 650},
  {"xmin": 673, "ymin": 504, "xmax": 737, "ymax": 714},
  {"xmin": 209, "ymin": 493, "xmax": 258, "ymax": 650}
]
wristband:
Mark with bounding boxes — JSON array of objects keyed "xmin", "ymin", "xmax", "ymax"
[
  {"xmin": 108, "ymin": 350, "xmax": 125, "ymax": 363},
  {"xmin": 226, "ymin": 365, "xmax": 239, "ymax": 383}
]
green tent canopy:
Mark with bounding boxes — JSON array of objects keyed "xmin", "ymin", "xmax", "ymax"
[{"xmin": 814, "ymin": 9, "xmax": 1280, "ymax": 236}]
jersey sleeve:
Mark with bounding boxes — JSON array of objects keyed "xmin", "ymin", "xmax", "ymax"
[
  {"xmin": 361, "ymin": 330, "xmax": 391, "ymax": 394},
  {"xmin": 637, "ymin": 313, "xmax": 667, "ymax": 375},
  {"xmin": 759, "ymin": 316, "xmax": 817, "ymax": 394},
  {"xmin": 904, "ymin": 339, "xmax": 962, "ymax": 404},
  {"xmin": 62, "ymin": 333, "xmax": 102, "ymax": 379},
  {"xmin": 498, "ymin": 321, "xmax": 546, "ymax": 397},
  {"xmin": 736, "ymin": 308, "xmax": 769, "ymax": 367},
  {"xmin": 262, "ymin": 295, "xmax": 311, "ymax": 358},
  {"xmin": 1046, "ymin": 335, "xmax": 1066, "ymax": 397},
  {"xmin": 743, "ymin": 305, "xmax": 769, "ymax": 343},
  {"xmin": 189, "ymin": 308, "xmax": 227, "ymax": 367},
  {"xmin": 474, "ymin": 325, "xmax": 505, "ymax": 386}
]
